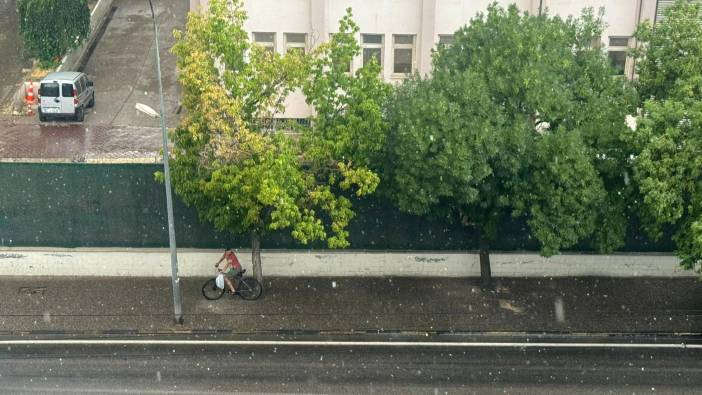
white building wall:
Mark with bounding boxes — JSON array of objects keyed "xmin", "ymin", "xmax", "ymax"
[
  {"xmin": 244, "ymin": 0, "xmax": 311, "ymax": 47},
  {"xmin": 189, "ymin": 0, "xmax": 658, "ymax": 118},
  {"xmin": 326, "ymin": 0, "xmax": 423, "ymax": 81},
  {"xmin": 435, "ymin": 0, "xmax": 532, "ymax": 31},
  {"xmin": 543, "ymin": 0, "xmax": 638, "ymax": 35}
]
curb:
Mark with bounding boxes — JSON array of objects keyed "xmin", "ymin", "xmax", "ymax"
[{"xmin": 0, "ymin": 248, "xmax": 694, "ymax": 278}]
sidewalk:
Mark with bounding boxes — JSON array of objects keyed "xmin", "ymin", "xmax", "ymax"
[
  {"xmin": 0, "ymin": 248, "xmax": 694, "ymax": 278},
  {"xmin": 0, "ymin": 121, "xmax": 161, "ymax": 161},
  {"xmin": 1, "ymin": 276, "xmax": 700, "ymax": 335}
]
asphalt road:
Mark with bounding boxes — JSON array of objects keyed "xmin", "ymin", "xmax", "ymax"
[
  {"xmin": 1, "ymin": 338, "xmax": 701, "ymax": 394},
  {"xmin": 80, "ymin": 0, "xmax": 186, "ymax": 128},
  {"xmin": 1, "ymin": 276, "xmax": 701, "ymax": 334}
]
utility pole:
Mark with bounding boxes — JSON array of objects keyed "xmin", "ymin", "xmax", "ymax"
[{"xmin": 147, "ymin": 0, "xmax": 183, "ymax": 325}]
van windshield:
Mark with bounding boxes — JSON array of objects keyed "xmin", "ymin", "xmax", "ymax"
[{"xmin": 40, "ymin": 83, "xmax": 59, "ymax": 97}]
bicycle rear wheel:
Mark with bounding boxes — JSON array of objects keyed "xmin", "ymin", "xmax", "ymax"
[
  {"xmin": 202, "ymin": 278, "xmax": 225, "ymax": 300},
  {"xmin": 237, "ymin": 278, "xmax": 263, "ymax": 300}
]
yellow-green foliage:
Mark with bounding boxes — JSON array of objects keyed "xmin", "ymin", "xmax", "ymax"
[{"xmin": 166, "ymin": 0, "xmax": 385, "ymax": 251}]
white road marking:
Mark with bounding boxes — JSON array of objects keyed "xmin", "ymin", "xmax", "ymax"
[{"xmin": 0, "ymin": 339, "xmax": 700, "ymax": 349}]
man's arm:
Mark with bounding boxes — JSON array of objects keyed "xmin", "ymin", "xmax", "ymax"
[{"xmin": 214, "ymin": 253, "xmax": 225, "ymax": 267}]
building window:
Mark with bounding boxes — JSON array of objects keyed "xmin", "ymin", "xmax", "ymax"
[
  {"xmin": 253, "ymin": 32, "xmax": 276, "ymax": 54},
  {"xmin": 393, "ymin": 35, "xmax": 415, "ymax": 75},
  {"xmin": 607, "ymin": 36, "xmax": 630, "ymax": 75},
  {"xmin": 362, "ymin": 34, "xmax": 384, "ymax": 69},
  {"xmin": 438, "ymin": 35, "xmax": 454, "ymax": 47},
  {"xmin": 61, "ymin": 83, "xmax": 73, "ymax": 98},
  {"xmin": 330, "ymin": 33, "xmax": 352, "ymax": 72},
  {"xmin": 285, "ymin": 33, "xmax": 307, "ymax": 55},
  {"xmin": 609, "ymin": 36, "xmax": 630, "ymax": 47}
]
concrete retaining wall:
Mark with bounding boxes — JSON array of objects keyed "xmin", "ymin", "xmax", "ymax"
[{"xmin": 0, "ymin": 248, "xmax": 694, "ymax": 278}]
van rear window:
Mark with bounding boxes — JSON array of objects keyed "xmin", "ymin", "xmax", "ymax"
[
  {"xmin": 40, "ymin": 83, "xmax": 59, "ymax": 97},
  {"xmin": 62, "ymin": 83, "xmax": 73, "ymax": 97}
]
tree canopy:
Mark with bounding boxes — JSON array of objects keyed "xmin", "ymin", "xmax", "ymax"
[
  {"xmin": 297, "ymin": 9, "xmax": 392, "ymax": 246},
  {"xmin": 629, "ymin": 0, "xmax": 702, "ymax": 272},
  {"xmin": 383, "ymin": 4, "xmax": 637, "ymax": 285}
]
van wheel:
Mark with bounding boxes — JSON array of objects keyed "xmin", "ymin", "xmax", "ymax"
[
  {"xmin": 88, "ymin": 92, "xmax": 95, "ymax": 108},
  {"xmin": 38, "ymin": 108, "xmax": 47, "ymax": 122},
  {"xmin": 75, "ymin": 106, "xmax": 84, "ymax": 122}
]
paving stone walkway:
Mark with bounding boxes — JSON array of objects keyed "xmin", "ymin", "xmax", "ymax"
[{"xmin": 0, "ymin": 120, "xmax": 162, "ymax": 162}]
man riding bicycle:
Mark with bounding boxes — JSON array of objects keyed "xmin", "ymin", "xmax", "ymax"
[{"xmin": 215, "ymin": 248, "xmax": 243, "ymax": 295}]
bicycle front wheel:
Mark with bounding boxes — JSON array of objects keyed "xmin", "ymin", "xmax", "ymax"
[
  {"xmin": 237, "ymin": 278, "xmax": 263, "ymax": 300},
  {"xmin": 202, "ymin": 278, "xmax": 225, "ymax": 300}
]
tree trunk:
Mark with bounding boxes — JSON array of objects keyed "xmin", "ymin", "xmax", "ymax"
[
  {"xmin": 479, "ymin": 233, "xmax": 493, "ymax": 290},
  {"xmin": 251, "ymin": 231, "xmax": 263, "ymax": 285}
]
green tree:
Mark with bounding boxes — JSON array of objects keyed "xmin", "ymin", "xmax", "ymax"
[
  {"xmin": 384, "ymin": 4, "xmax": 636, "ymax": 287},
  {"xmin": 629, "ymin": 0, "xmax": 702, "ymax": 273},
  {"xmin": 169, "ymin": 0, "xmax": 384, "ymax": 283},
  {"xmin": 17, "ymin": 0, "xmax": 90, "ymax": 67},
  {"xmin": 298, "ymin": 8, "xmax": 392, "ymax": 241}
]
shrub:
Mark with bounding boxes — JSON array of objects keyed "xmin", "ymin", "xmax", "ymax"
[{"xmin": 17, "ymin": 0, "xmax": 90, "ymax": 67}]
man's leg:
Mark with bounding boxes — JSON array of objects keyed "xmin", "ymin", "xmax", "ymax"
[{"xmin": 224, "ymin": 276, "xmax": 236, "ymax": 294}]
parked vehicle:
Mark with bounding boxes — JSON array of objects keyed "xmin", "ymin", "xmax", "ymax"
[{"xmin": 38, "ymin": 71, "xmax": 95, "ymax": 122}]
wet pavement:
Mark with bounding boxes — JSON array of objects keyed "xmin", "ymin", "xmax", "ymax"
[
  {"xmin": 1, "ymin": 275, "xmax": 700, "ymax": 393},
  {"xmin": 0, "ymin": 276, "xmax": 700, "ymax": 334},
  {"xmin": 2, "ymin": 0, "xmax": 185, "ymax": 129},
  {"xmin": 80, "ymin": 0, "xmax": 186, "ymax": 128},
  {"xmin": 0, "ymin": 1, "xmax": 187, "ymax": 162},
  {"xmin": 0, "ymin": 120, "xmax": 162, "ymax": 162},
  {"xmin": 0, "ymin": 0, "xmax": 31, "ymax": 110},
  {"xmin": 3, "ymin": 341, "xmax": 702, "ymax": 394}
]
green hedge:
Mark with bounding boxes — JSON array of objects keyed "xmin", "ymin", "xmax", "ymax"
[
  {"xmin": 17, "ymin": 0, "xmax": 90, "ymax": 66},
  {"xmin": 0, "ymin": 163, "xmax": 674, "ymax": 251}
]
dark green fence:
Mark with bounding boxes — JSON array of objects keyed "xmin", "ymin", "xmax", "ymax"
[{"xmin": 0, "ymin": 163, "xmax": 673, "ymax": 251}]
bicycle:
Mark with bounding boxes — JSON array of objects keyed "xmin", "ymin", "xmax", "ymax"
[{"xmin": 201, "ymin": 269, "xmax": 263, "ymax": 301}]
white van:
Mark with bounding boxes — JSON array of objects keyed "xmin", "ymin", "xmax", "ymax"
[{"xmin": 38, "ymin": 71, "xmax": 95, "ymax": 122}]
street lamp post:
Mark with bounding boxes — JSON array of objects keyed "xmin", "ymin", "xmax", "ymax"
[{"xmin": 142, "ymin": 0, "xmax": 183, "ymax": 325}]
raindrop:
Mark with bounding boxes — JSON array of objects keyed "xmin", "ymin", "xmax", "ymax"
[{"xmin": 554, "ymin": 297, "xmax": 565, "ymax": 323}]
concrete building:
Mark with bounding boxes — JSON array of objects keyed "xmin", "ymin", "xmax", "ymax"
[{"xmin": 188, "ymin": 0, "xmax": 671, "ymax": 118}]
